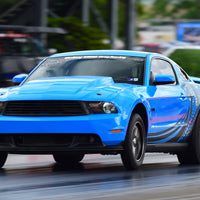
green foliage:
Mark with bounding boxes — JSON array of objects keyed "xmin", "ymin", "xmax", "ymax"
[
  {"xmin": 148, "ymin": 0, "xmax": 200, "ymax": 19},
  {"xmin": 48, "ymin": 17, "xmax": 110, "ymax": 52},
  {"xmin": 150, "ymin": 0, "xmax": 170, "ymax": 17},
  {"xmin": 169, "ymin": 49, "xmax": 200, "ymax": 77}
]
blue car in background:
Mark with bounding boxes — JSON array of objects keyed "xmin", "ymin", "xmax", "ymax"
[{"xmin": 0, "ymin": 50, "xmax": 200, "ymax": 170}]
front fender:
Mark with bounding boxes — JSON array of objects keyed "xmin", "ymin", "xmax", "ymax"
[{"xmin": 108, "ymin": 86, "xmax": 150, "ymax": 135}]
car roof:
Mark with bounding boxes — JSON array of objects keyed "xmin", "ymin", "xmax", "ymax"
[{"xmin": 50, "ymin": 50, "xmax": 157, "ymax": 58}]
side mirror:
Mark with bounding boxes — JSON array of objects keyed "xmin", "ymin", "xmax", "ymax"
[
  {"xmin": 12, "ymin": 74, "xmax": 28, "ymax": 84},
  {"xmin": 154, "ymin": 75, "xmax": 175, "ymax": 85}
]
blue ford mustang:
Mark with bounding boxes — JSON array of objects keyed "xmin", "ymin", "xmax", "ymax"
[{"xmin": 0, "ymin": 50, "xmax": 200, "ymax": 170}]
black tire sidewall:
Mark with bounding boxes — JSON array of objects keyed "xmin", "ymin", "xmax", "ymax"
[
  {"xmin": 190, "ymin": 113, "xmax": 200, "ymax": 163},
  {"xmin": 178, "ymin": 112, "xmax": 200, "ymax": 164},
  {"xmin": 121, "ymin": 113, "xmax": 146, "ymax": 170}
]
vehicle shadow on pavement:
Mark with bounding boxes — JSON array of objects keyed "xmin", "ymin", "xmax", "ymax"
[
  {"xmin": 51, "ymin": 160, "xmax": 200, "ymax": 177},
  {"xmin": 51, "ymin": 161, "xmax": 179, "ymax": 173}
]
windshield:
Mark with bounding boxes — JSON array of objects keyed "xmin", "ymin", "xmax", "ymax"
[{"xmin": 24, "ymin": 55, "xmax": 145, "ymax": 84}]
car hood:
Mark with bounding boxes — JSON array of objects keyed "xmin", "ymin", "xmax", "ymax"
[{"xmin": 1, "ymin": 76, "xmax": 134, "ymax": 101}]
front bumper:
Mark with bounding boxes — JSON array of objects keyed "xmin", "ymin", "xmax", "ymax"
[
  {"xmin": 0, "ymin": 114, "xmax": 127, "ymax": 148},
  {"xmin": 0, "ymin": 133, "xmax": 124, "ymax": 154}
]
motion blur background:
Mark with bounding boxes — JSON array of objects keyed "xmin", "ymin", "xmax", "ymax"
[
  {"xmin": 1, "ymin": 1, "xmax": 200, "ymax": 199},
  {"xmin": 1, "ymin": 0, "xmax": 200, "ymax": 83}
]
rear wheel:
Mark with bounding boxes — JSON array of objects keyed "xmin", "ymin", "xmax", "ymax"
[
  {"xmin": 0, "ymin": 152, "xmax": 8, "ymax": 168},
  {"xmin": 121, "ymin": 113, "xmax": 146, "ymax": 170},
  {"xmin": 177, "ymin": 113, "xmax": 200, "ymax": 165},
  {"xmin": 53, "ymin": 153, "xmax": 84, "ymax": 165}
]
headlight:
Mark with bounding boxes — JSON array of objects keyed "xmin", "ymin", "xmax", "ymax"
[
  {"xmin": 87, "ymin": 102, "xmax": 118, "ymax": 114},
  {"xmin": 103, "ymin": 102, "xmax": 117, "ymax": 114}
]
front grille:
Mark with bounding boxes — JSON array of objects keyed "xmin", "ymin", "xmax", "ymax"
[{"xmin": 3, "ymin": 100, "xmax": 87, "ymax": 116}]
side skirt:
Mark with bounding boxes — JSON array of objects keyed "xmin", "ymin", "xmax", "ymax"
[{"xmin": 146, "ymin": 143, "xmax": 188, "ymax": 153}]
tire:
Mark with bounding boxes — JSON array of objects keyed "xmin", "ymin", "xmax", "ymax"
[
  {"xmin": 177, "ymin": 112, "xmax": 200, "ymax": 165},
  {"xmin": 53, "ymin": 153, "xmax": 84, "ymax": 165},
  {"xmin": 121, "ymin": 113, "xmax": 146, "ymax": 170},
  {"xmin": 0, "ymin": 152, "xmax": 8, "ymax": 168}
]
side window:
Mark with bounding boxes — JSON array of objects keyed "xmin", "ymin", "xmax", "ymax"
[{"xmin": 150, "ymin": 59, "xmax": 176, "ymax": 85}]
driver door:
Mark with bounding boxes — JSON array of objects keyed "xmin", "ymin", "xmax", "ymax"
[{"xmin": 147, "ymin": 58, "xmax": 190, "ymax": 143}]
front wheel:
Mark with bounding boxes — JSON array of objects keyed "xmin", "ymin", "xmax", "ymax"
[{"xmin": 121, "ymin": 113, "xmax": 146, "ymax": 170}]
